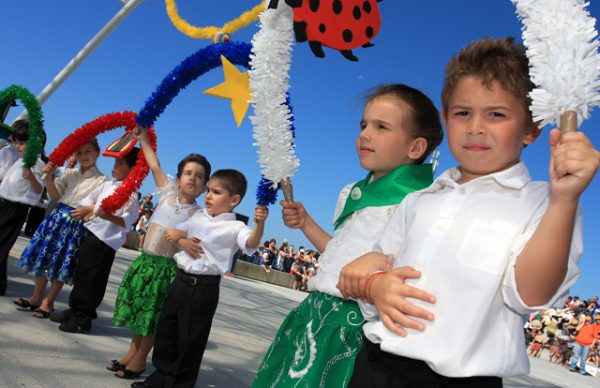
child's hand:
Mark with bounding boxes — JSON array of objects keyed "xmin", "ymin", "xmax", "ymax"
[
  {"xmin": 179, "ymin": 237, "xmax": 203, "ymax": 258},
  {"xmin": 337, "ymin": 252, "xmax": 392, "ymax": 299},
  {"xmin": 71, "ymin": 205, "xmax": 93, "ymax": 220},
  {"xmin": 254, "ymin": 206, "xmax": 269, "ymax": 224},
  {"xmin": 280, "ymin": 200, "xmax": 308, "ymax": 229},
  {"xmin": 164, "ymin": 228, "xmax": 178, "ymax": 243},
  {"xmin": 43, "ymin": 162, "xmax": 57, "ymax": 177},
  {"xmin": 369, "ymin": 268, "xmax": 436, "ymax": 337},
  {"xmin": 133, "ymin": 125, "xmax": 147, "ymax": 139},
  {"xmin": 549, "ymin": 129, "xmax": 600, "ymax": 202},
  {"xmin": 22, "ymin": 168, "xmax": 34, "ymax": 180}
]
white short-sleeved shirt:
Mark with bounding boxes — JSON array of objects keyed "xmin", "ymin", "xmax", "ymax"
[
  {"xmin": 360, "ymin": 162, "xmax": 582, "ymax": 378},
  {"xmin": 80, "ymin": 180, "xmax": 139, "ymax": 251},
  {"xmin": 308, "ymin": 183, "xmax": 400, "ymax": 297},
  {"xmin": 55, "ymin": 166, "xmax": 107, "ymax": 208},
  {"xmin": 174, "ymin": 208, "xmax": 255, "ymax": 275},
  {"xmin": 0, "ymin": 144, "xmax": 18, "ymax": 182},
  {"xmin": 0, "ymin": 157, "xmax": 45, "ymax": 206},
  {"xmin": 143, "ymin": 178, "xmax": 200, "ymax": 257}
]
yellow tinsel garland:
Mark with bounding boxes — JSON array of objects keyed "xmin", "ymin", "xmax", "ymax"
[{"xmin": 165, "ymin": 0, "xmax": 265, "ymax": 40}]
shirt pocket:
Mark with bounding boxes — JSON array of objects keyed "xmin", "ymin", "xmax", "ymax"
[{"xmin": 456, "ymin": 218, "xmax": 518, "ymax": 275}]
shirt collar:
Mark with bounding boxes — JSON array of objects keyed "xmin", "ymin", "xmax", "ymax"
[
  {"xmin": 428, "ymin": 161, "xmax": 531, "ymax": 192},
  {"xmin": 202, "ymin": 207, "xmax": 236, "ymax": 221},
  {"xmin": 80, "ymin": 166, "xmax": 101, "ymax": 178}
]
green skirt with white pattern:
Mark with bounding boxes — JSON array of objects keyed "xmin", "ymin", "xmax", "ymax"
[{"xmin": 253, "ymin": 291, "xmax": 365, "ymax": 388}]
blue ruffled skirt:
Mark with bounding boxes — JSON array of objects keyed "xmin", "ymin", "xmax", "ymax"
[{"xmin": 18, "ymin": 203, "xmax": 88, "ymax": 284}]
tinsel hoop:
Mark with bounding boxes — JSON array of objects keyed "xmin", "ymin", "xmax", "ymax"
[
  {"xmin": 136, "ymin": 41, "xmax": 293, "ymax": 206},
  {"xmin": 165, "ymin": 0, "xmax": 264, "ymax": 40},
  {"xmin": 0, "ymin": 85, "xmax": 44, "ymax": 168},
  {"xmin": 48, "ymin": 111, "xmax": 157, "ymax": 215}
]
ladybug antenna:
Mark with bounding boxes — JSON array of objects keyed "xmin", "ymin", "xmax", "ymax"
[
  {"xmin": 268, "ymin": 0, "xmax": 279, "ymax": 9},
  {"xmin": 294, "ymin": 21, "xmax": 308, "ymax": 42},
  {"xmin": 309, "ymin": 41, "xmax": 326, "ymax": 58},
  {"xmin": 362, "ymin": 43, "xmax": 375, "ymax": 48},
  {"xmin": 340, "ymin": 50, "xmax": 359, "ymax": 62}
]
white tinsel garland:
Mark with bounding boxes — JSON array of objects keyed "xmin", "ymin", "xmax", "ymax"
[
  {"xmin": 513, "ymin": 0, "xmax": 600, "ymax": 128},
  {"xmin": 249, "ymin": 2, "xmax": 299, "ymax": 188}
]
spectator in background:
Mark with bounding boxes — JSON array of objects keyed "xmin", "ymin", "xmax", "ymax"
[
  {"xmin": 570, "ymin": 315, "xmax": 600, "ymax": 375},
  {"xmin": 283, "ymin": 244, "xmax": 294, "ymax": 273}
]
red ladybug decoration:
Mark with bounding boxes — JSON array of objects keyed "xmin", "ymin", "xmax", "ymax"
[{"xmin": 269, "ymin": 0, "xmax": 382, "ymax": 61}]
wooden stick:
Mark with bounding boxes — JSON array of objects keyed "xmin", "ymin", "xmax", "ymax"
[
  {"xmin": 560, "ymin": 110, "xmax": 578, "ymax": 135},
  {"xmin": 280, "ymin": 177, "xmax": 294, "ymax": 202}
]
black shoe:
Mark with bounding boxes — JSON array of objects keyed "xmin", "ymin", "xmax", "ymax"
[
  {"xmin": 106, "ymin": 359, "xmax": 126, "ymax": 372},
  {"xmin": 116, "ymin": 369, "xmax": 145, "ymax": 379},
  {"xmin": 49, "ymin": 309, "xmax": 73, "ymax": 324},
  {"xmin": 58, "ymin": 319, "xmax": 91, "ymax": 334},
  {"xmin": 131, "ymin": 382, "xmax": 151, "ymax": 388}
]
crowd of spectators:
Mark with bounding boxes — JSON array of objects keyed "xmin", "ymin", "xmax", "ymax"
[{"xmin": 524, "ymin": 295, "xmax": 600, "ymax": 376}]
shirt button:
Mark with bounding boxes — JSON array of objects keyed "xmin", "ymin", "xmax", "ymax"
[{"xmin": 458, "ymin": 188, "xmax": 466, "ymax": 194}]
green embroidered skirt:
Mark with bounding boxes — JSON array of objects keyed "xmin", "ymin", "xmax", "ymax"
[
  {"xmin": 113, "ymin": 251, "xmax": 177, "ymax": 336},
  {"xmin": 253, "ymin": 291, "xmax": 365, "ymax": 388}
]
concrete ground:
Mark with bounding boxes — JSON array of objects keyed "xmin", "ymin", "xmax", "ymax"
[{"xmin": 0, "ymin": 236, "xmax": 598, "ymax": 388}]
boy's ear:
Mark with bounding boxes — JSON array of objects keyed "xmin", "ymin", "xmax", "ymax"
[
  {"xmin": 523, "ymin": 122, "xmax": 542, "ymax": 145},
  {"xmin": 408, "ymin": 137, "xmax": 428, "ymax": 161},
  {"xmin": 230, "ymin": 194, "xmax": 242, "ymax": 208}
]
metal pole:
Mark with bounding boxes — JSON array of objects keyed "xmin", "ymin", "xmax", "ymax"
[{"xmin": 14, "ymin": 0, "xmax": 144, "ymax": 121}]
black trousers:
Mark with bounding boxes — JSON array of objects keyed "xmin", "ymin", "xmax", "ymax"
[
  {"xmin": 24, "ymin": 205, "xmax": 45, "ymax": 237},
  {"xmin": 0, "ymin": 198, "xmax": 30, "ymax": 294},
  {"xmin": 68, "ymin": 233, "xmax": 116, "ymax": 319},
  {"xmin": 146, "ymin": 270, "xmax": 221, "ymax": 388},
  {"xmin": 349, "ymin": 340, "xmax": 503, "ymax": 388}
]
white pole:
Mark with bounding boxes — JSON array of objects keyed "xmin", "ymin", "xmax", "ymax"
[{"xmin": 14, "ymin": 0, "xmax": 144, "ymax": 121}]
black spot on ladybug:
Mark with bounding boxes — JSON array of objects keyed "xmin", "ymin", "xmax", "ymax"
[
  {"xmin": 353, "ymin": 6, "xmax": 362, "ymax": 20},
  {"xmin": 366, "ymin": 26, "xmax": 374, "ymax": 38},
  {"xmin": 333, "ymin": 0, "xmax": 343, "ymax": 15},
  {"xmin": 363, "ymin": 1, "xmax": 372, "ymax": 14},
  {"xmin": 343, "ymin": 29, "xmax": 353, "ymax": 43},
  {"xmin": 319, "ymin": 23, "xmax": 326, "ymax": 33},
  {"xmin": 309, "ymin": 0, "xmax": 320, "ymax": 12}
]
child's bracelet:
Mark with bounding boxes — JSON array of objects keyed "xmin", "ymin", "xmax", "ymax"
[{"xmin": 362, "ymin": 270, "xmax": 387, "ymax": 303}]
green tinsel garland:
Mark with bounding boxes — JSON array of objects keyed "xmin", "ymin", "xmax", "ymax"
[{"xmin": 0, "ymin": 85, "xmax": 44, "ymax": 168}]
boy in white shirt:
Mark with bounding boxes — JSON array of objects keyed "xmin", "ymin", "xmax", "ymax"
[
  {"xmin": 338, "ymin": 37, "xmax": 600, "ymax": 386},
  {"xmin": 133, "ymin": 169, "xmax": 268, "ymax": 388},
  {"xmin": 54, "ymin": 148, "xmax": 140, "ymax": 334}
]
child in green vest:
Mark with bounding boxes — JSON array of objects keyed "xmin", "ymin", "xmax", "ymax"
[{"xmin": 253, "ymin": 84, "xmax": 444, "ymax": 387}]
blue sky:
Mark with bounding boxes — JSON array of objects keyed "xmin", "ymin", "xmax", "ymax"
[{"xmin": 1, "ymin": 1, "xmax": 599, "ymax": 298}]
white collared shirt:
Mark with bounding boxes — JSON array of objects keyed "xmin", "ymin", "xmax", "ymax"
[
  {"xmin": 143, "ymin": 178, "xmax": 200, "ymax": 257},
  {"xmin": 308, "ymin": 182, "xmax": 400, "ymax": 297},
  {"xmin": 0, "ymin": 157, "xmax": 45, "ymax": 206},
  {"xmin": 55, "ymin": 166, "xmax": 107, "ymax": 208},
  {"xmin": 360, "ymin": 161, "xmax": 582, "ymax": 378},
  {"xmin": 0, "ymin": 144, "xmax": 18, "ymax": 182},
  {"xmin": 174, "ymin": 208, "xmax": 255, "ymax": 275},
  {"xmin": 79, "ymin": 180, "xmax": 139, "ymax": 251}
]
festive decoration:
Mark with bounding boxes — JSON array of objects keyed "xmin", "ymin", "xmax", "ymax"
[
  {"xmin": 513, "ymin": 0, "xmax": 600, "ymax": 131},
  {"xmin": 212, "ymin": 31, "xmax": 232, "ymax": 44},
  {"xmin": 268, "ymin": 0, "xmax": 381, "ymax": 61},
  {"xmin": 165, "ymin": 0, "xmax": 264, "ymax": 40},
  {"xmin": 203, "ymin": 55, "xmax": 251, "ymax": 127},
  {"xmin": 249, "ymin": 3, "xmax": 299, "ymax": 197},
  {"xmin": 48, "ymin": 111, "xmax": 157, "ymax": 215},
  {"xmin": 103, "ymin": 131, "xmax": 138, "ymax": 158},
  {"xmin": 0, "ymin": 85, "xmax": 44, "ymax": 168},
  {"xmin": 135, "ymin": 41, "xmax": 287, "ymax": 205}
]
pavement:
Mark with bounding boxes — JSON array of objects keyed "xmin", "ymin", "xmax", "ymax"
[{"xmin": 0, "ymin": 236, "xmax": 598, "ymax": 388}]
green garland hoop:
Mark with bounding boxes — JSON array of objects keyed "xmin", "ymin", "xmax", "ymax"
[{"xmin": 0, "ymin": 85, "xmax": 44, "ymax": 168}]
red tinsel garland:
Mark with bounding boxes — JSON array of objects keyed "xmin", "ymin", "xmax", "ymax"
[{"xmin": 48, "ymin": 111, "xmax": 157, "ymax": 215}]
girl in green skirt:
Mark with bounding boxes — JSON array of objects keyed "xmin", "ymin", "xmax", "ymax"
[{"xmin": 253, "ymin": 84, "xmax": 444, "ymax": 387}]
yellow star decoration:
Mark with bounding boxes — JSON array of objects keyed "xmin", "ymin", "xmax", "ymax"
[{"xmin": 203, "ymin": 55, "xmax": 251, "ymax": 127}]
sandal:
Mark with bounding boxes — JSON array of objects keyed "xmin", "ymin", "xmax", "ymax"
[
  {"xmin": 106, "ymin": 359, "xmax": 126, "ymax": 372},
  {"xmin": 13, "ymin": 297, "xmax": 40, "ymax": 311},
  {"xmin": 115, "ymin": 368, "xmax": 145, "ymax": 379},
  {"xmin": 32, "ymin": 307, "xmax": 54, "ymax": 319}
]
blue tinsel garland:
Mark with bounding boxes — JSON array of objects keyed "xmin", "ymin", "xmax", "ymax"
[{"xmin": 136, "ymin": 41, "xmax": 295, "ymax": 206}]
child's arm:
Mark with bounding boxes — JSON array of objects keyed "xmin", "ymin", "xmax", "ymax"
[
  {"xmin": 246, "ymin": 206, "xmax": 269, "ymax": 249},
  {"xmin": 134, "ymin": 126, "xmax": 168, "ymax": 188},
  {"xmin": 22, "ymin": 168, "xmax": 42, "ymax": 194},
  {"xmin": 95, "ymin": 208, "xmax": 126, "ymax": 228},
  {"xmin": 71, "ymin": 205, "xmax": 95, "ymax": 220},
  {"xmin": 164, "ymin": 228, "xmax": 187, "ymax": 243},
  {"xmin": 515, "ymin": 130, "xmax": 599, "ymax": 306},
  {"xmin": 280, "ymin": 200, "xmax": 331, "ymax": 253},
  {"xmin": 42, "ymin": 162, "xmax": 62, "ymax": 201}
]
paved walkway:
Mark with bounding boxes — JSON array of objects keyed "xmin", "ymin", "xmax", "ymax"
[{"xmin": 0, "ymin": 236, "xmax": 598, "ymax": 387}]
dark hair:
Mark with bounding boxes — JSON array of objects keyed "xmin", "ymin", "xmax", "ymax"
[
  {"xmin": 365, "ymin": 84, "xmax": 443, "ymax": 164},
  {"xmin": 177, "ymin": 153, "xmax": 211, "ymax": 184},
  {"xmin": 209, "ymin": 169, "xmax": 247, "ymax": 199},
  {"xmin": 82, "ymin": 138, "xmax": 101, "ymax": 152},
  {"xmin": 442, "ymin": 37, "xmax": 534, "ymax": 127},
  {"xmin": 10, "ymin": 119, "xmax": 47, "ymax": 159},
  {"xmin": 122, "ymin": 147, "xmax": 140, "ymax": 169}
]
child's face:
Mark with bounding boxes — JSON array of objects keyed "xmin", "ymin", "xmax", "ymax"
[
  {"xmin": 356, "ymin": 96, "xmax": 419, "ymax": 180},
  {"xmin": 112, "ymin": 157, "xmax": 132, "ymax": 181},
  {"xmin": 204, "ymin": 178, "xmax": 240, "ymax": 216},
  {"xmin": 75, "ymin": 142, "xmax": 99, "ymax": 170},
  {"xmin": 443, "ymin": 76, "xmax": 540, "ymax": 183},
  {"xmin": 12, "ymin": 139, "xmax": 27, "ymax": 156},
  {"xmin": 176, "ymin": 161, "xmax": 207, "ymax": 200}
]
